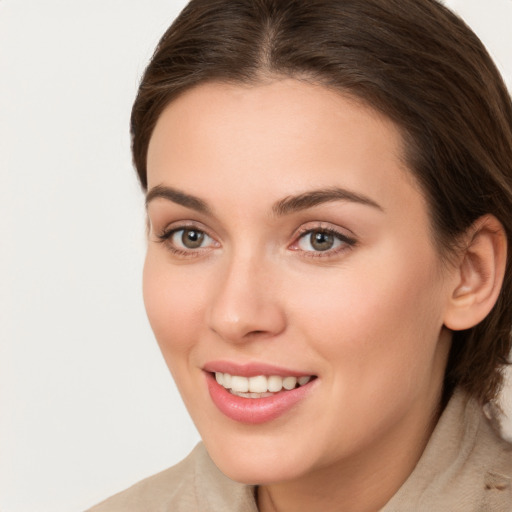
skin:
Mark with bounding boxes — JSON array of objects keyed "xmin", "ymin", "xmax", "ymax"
[{"xmin": 143, "ymin": 79, "xmax": 460, "ymax": 512}]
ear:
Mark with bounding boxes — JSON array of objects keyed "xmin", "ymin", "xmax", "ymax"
[{"xmin": 444, "ymin": 215, "xmax": 507, "ymax": 331}]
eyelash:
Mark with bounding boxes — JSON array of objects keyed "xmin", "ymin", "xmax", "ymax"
[
  {"xmin": 156, "ymin": 224, "xmax": 217, "ymax": 258},
  {"xmin": 155, "ymin": 224, "xmax": 357, "ymax": 259},
  {"xmin": 290, "ymin": 226, "xmax": 357, "ymax": 258}
]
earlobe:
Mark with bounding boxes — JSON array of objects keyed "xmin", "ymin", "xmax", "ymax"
[{"xmin": 444, "ymin": 215, "xmax": 507, "ymax": 331}]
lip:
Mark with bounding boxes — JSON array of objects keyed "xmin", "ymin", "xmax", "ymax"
[
  {"xmin": 204, "ymin": 370, "xmax": 317, "ymax": 424},
  {"xmin": 203, "ymin": 360, "xmax": 314, "ymax": 378}
]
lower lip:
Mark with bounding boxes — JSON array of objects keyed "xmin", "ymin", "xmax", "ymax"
[{"xmin": 205, "ymin": 372, "xmax": 315, "ymax": 424}]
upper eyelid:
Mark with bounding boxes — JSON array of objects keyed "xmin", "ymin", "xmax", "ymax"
[
  {"xmin": 155, "ymin": 220, "xmax": 213, "ymax": 238},
  {"xmin": 161, "ymin": 226, "xmax": 211, "ymax": 240},
  {"xmin": 293, "ymin": 221, "xmax": 357, "ymax": 240},
  {"xmin": 294, "ymin": 229, "xmax": 356, "ymax": 245}
]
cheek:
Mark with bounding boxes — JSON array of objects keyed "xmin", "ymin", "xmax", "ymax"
[
  {"xmin": 289, "ymin": 247, "xmax": 446, "ymax": 379},
  {"xmin": 142, "ymin": 251, "xmax": 206, "ymax": 355}
]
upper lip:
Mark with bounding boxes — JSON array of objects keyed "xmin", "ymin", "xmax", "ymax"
[{"xmin": 203, "ymin": 360, "xmax": 315, "ymax": 378}]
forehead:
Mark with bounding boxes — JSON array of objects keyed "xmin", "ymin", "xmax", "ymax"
[{"xmin": 146, "ymin": 79, "xmax": 423, "ymax": 213}]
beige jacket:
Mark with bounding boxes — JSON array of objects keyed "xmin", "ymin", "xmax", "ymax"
[{"xmin": 86, "ymin": 390, "xmax": 512, "ymax": 511}]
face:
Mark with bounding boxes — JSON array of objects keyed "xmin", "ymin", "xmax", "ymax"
[{"xmin": 144, "ymin": 80, "xmax": 455, "ymax": 485}]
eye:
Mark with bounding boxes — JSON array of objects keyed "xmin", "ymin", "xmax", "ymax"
[
  {"xmin": 298, "ymin": 230, "xmax": 339, "ymax": 252},
  {"xmin": 293, "ymin": 228, "xmax": 356, "ymax": 254},
  {"xmin": 172, "ymin": 228, "xmax": 211, "ymax": 249},
  {"xmin": 156, "ymin": 225, "xmax": 218, "ymax": 254}
]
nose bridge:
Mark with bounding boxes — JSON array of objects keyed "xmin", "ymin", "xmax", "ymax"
[{"xmin": 207, "ymin": 245, "xmax": 285, "ymax": 342}]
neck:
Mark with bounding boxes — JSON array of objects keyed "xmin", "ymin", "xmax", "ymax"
[{"xmin": 257, "ymin": 386, "xmax": 444, "ymax": 512}]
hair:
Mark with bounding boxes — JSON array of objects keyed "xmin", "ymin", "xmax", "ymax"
[{"xmin": 131, "ymin": 0, "xmax": 512, "ymax": 404}]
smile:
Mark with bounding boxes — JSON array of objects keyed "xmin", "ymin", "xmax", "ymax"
[
  {"xmin": 215, "ymin": 372, "xmax": 313, "ymax": 398},
  {"xmin": 205, "ymin": 368, "xmax": 317, "ymax": 424}
]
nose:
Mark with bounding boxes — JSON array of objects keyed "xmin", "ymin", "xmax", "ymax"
[{"xmin": 207, "ymin": 253, "xmax": 286, "ymax": 343}]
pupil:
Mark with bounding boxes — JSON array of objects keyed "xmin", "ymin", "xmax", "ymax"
[
  {"xmin": 182, "ymin": 229, "xmax": 204, "ymax": 249},
  {"xmin": 311, "ymin": 231, "xmax": 333, "ymax": 251}
]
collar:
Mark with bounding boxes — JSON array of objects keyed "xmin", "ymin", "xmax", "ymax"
[
  {"xmin": 382, "ymin": 389, "xmax": 512, "ymax": 511},
  {"xmin": 192, "ymin": 389, "xmax": 512, "ymax": 511}
]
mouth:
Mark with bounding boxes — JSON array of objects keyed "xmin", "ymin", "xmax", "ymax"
[
  {"xmin": 213, "ymin": 372, "xmax": 315, "ymax": 398},
  {"xmin": 203, "ymin": 365, "xmax": 317, "ymax": 424}
]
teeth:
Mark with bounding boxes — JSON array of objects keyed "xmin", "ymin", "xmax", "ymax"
[
  {"xmin": 232, "ymin": 391, "xmax": 275, "ymax": 398},
  {"xmin": 298, "ymin": 376, "xmax": 311, "ymax": 386},
  {"xmin": 268, "ymin": 375, "xmax": 283, "ymax": 392},
  {"xmin": 214, "ymin": 372, "xmax": 313, "ymax": 395},
  {"xmin": 249, "ymin": 375, "xmax": 268, "ymax": 393},
  {"xmin": 283, "ymin": 376, "xmax": 297, "ymax": 390},
  {"xmin": 230, "ymin": 376, "xmax": 249, "ymax": 393}
]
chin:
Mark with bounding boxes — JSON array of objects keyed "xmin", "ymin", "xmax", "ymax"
[
  {"xmin": 201, "ymin": 429, "xmax": 315, "ymax": 485},
  {"xmin": 211, "ymin": 452, "xmax": 300, "ymax": 485}
]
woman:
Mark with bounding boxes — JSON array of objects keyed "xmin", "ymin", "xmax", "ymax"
[{"xmin": 88, "ymin": 0, "xmax": 512, "ymax": 510}]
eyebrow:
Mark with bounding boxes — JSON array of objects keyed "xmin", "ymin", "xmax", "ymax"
[
  {"xmin": 145, "ymin": 184, "xmax": 383, "ymax": 216},
  {"xmin": 272, "ymin": 187, "xmax": 383, "ymax": 216},
  {"xmin": 145, "ymin": 185, "xmax": 211, "ymax": 214}
]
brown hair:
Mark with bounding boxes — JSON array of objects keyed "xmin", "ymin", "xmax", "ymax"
[{"xmin": 131, "ymin": 0, "xmax": 512, "ymax": 403}]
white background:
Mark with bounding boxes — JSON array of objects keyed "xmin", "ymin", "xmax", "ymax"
[{"xmin": 1, "ymin": 1, "xmax": 511, "ymax": 511}]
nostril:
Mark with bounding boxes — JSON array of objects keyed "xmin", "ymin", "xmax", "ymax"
[{"xmin": 246, "ymin": 330, "xmax": 266, "ymax": 337}]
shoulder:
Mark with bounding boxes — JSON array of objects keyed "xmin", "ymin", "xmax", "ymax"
[
  {"xmin": 457, "ymin": 396, "xmax": 512, "ymax": 510},
  {"xmin": 85, "ymin": 443, "xmax": 257, "ymax": 512},
  {"xmin": 476, "ymin": 401, "xmax": 512, "ymax": 494},
  {"xmin": 85, "ymin": 444, "xmax": 201, "ymax": 512},
  {"xmin": 383, "ymin": 389, "xmax": 512, "ymax": 511}
]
